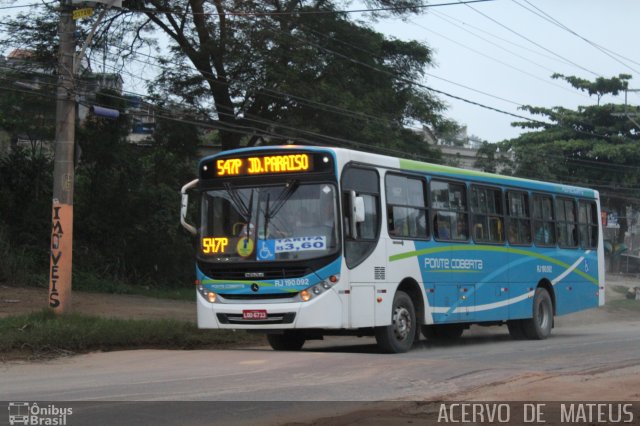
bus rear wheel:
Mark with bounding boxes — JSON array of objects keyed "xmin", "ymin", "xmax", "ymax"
[
  {"xmin": 375, "ymin": 290, "xmax": 416, "ymax": 353},
  {"xmin": 521, "ymin": 287, "xmax": 553, "ymax": 340},
  {"xmin": 267, "ymin": 332, "xmax": 306, "ymax": 351}
]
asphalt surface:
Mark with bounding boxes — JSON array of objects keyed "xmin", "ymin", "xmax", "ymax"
[{"xmin": 2, "ymin": 317, "xmax": 639, "ymax": 425}]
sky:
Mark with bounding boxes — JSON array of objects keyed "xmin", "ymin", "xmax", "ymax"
[
  {"xmin": 373, "ymin": 0, "xmax": 640, "ymax": 142},
  {"xmin": 1, "ymin": 0, "xmax": 638, "ymax": 144}
]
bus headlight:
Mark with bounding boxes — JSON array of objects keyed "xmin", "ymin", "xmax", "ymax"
[
  {"xmin": 297, "ymin": 275, "xmax": 339, "ymax": 302},
  {"xmin": 197, "ymin": 284, "xmax": 218, "ymax": 303},
  {"xmin": 300, "ymin": 290, "xmax": 312, "ymax": 302}
]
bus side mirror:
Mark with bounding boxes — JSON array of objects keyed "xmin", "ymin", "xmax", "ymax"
[
  {"xmin": 354, "ymin": 196, "xmax": 365, "ymax": 223},
  {"xmin": 349, "ymin": 191, "xmax": 366, "ymax": 239},
  {"xmin": 180, "ymin": 179, "xmax": 199, "ymax": 236}
]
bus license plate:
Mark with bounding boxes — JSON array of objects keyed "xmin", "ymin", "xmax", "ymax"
[{"xmin": 243, "ymin": 310, "xmax": 267, "ymax": 320}]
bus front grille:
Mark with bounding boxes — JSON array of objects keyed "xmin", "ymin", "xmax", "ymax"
[
  {"xmin": 199, "ymin": 265, "xmax": 310, "ymax": 280},
  {"xmin": 217, "ymin": 312, "xmax": 296, "ymax": 325}
]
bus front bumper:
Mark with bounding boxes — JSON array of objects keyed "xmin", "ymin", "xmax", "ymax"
[{"xmin": 196, "ymin": 289, "xmax": 344, "ymax": 330}]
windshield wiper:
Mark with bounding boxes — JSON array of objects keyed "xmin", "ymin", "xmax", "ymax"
[
  {"xmin": 267, "ymin": 179, "xmax": 299, "ymax": 218},
  {"xmin": 245, "ymin": 189, "xmax": 255, "ymax": 240},
  {"xmin": 224, "ymin": 182, "xmax": 250, "ymax": 221},
  {"xmin": 262, "ymin": 193, "xmax": 271, "ymax": 239}
]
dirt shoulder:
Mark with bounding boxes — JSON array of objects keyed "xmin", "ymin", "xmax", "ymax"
[{"xmin": 0, "ymin": 285, "xmax": 196, "ymax": 322}]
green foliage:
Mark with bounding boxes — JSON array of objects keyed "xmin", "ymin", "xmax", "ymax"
[
  {"xmin": 138, "ymin": 0, "xmax": 446, "ymax": 157},
  {"xmin": 552, "ymin": 73, "xmax": 632, "ymax": 104},
  {"xmin": 73, "ymin": 94, "xmax": 199, "ymax": 286},
  {"xmin": 0, "ymin": 88, "xmax": 200, "ymax": 289},
  {"xmin": 0, "ymin": 147, "xmax": 52, "ymax": 287},
  {"xmin": 0, "ymin": 310, "xmax": 262, "ymax": 358}
]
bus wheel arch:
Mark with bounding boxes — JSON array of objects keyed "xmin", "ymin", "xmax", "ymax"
[
  {"xmin": 537, "ymin": 279, "xmax": 556, "ymax": 316},
  {"xmin": 521, "ymin": 283, "xmax": 554, "ymax": 340},
  {"xmin": 397, "ymin": 278, "xmax": 424, "ymax": 341},
  {"xmin": 375, "ymin": 283, "xmax": 419, "ymax": 353}
]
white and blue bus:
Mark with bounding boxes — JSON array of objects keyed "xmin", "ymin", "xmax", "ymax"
[{"xmin": 180, "ymin": 146, "xmax": 604, "ymax": 353}]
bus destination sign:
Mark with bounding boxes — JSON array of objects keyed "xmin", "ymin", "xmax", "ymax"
[{"xmin": 215, "ymin": 154, "xmax": 312, "ymax": 177}]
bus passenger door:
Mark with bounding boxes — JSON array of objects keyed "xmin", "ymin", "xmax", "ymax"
[{"xmin": 341, "ymin": 166, "xmax": 383, "ymax": 329}]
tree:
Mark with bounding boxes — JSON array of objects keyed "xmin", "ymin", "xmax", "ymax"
[
  {"xmin": 551, "ymin": 73, "xmax": 632, "ymax": 106},
  {"xmin": 124, "ymin": 0, "xmax": 450, "ymax": 157},
  {"xmin": 2, "ymin": 1, "xmax": 453, "ymax": 158},
  {"xmin": 74, "ymin": 90, "xmax": 200, "ymax": 285},
  {"xmin": 0, "ymin": 68, "xmax": 56, "ymax": 154},
  {"xmin": 501, "ymin": 74, "xmax": 640, "ymax": 247}
]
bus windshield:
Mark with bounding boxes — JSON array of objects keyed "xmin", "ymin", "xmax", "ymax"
[{"xmin": 200, "ymin": 182, "xmax": 339, "ymax": 262}]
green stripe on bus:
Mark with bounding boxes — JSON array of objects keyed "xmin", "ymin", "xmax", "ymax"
[{"xmin": 388, "ymin": 245, "xmax": 598, "ymax": 285}]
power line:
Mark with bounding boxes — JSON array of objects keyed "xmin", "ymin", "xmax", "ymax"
[
  {"xmin": 3, "ymin": 70, "xmax": 640, "ymax": 191},
  {"xmin": 0, "ymin": 3, "xmax": 44, "ymax": 10},
  {"xmin": 132, "ymin": 0, "xmax": 497, "ymax": 17},
  {"xmin": 512, "ymin": 0, "xmax": 640, "ymax": 76},
  {"xmin": 427, "ymin": 9, "xmax": 597, "ymax": 92},
  {"xmin": 459, "ymin": 0, "xmax": 602, "ymax": 78},
  {"xmin": 429, "ymin": 9, "xmax": 572, "ymax": 68},
  {"xmin": 302, "ymin": 23, "xmax": 527, "ymax": 107},
  {"xmin": 407, "ymin": 18, "xmax": 588, "ymax": 99}
]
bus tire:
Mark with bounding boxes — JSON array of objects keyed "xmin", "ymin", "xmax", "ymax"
[
  {"xmin": 422, "ymin": 324, "xmax": 465, "ymax": 340},
  {"xmin": 507, "ymin": 320, "xmax": 527, "ymax": 340},
  {"xmin": 267, "ymin": 332, "xmax": 305, "ymax": 351},
  {"xmin": 375, "ymin": 290, "xmax": 416, "ymax": 353},
  {"xmin": 521, "ymin": 287, "xmax": 553, "ymax": 340}
]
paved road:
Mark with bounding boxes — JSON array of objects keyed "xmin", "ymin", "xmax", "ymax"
[{"xmin": 2, "ymin": 319, "xmax": 639, "ymax": 425}]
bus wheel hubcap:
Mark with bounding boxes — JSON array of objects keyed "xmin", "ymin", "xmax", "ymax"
[
  {"xmin": 393, "ymin": 306, "xmax": 411, "ymax": 340},
  {"xmin": 538, "ymin": 302, "xmax": 549, "ymax": 329}
]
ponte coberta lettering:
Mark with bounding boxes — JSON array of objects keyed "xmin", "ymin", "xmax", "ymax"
[{"xmin": 424, "ymin": 257, "xmax": 483, "ymax": 271}]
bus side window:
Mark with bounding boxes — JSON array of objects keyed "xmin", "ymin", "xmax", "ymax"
[
  {"xmin": 507, "ymin": 190, "xmax": 532, "ymax": 245},
  {"xmin": 341, "ymin": 167, "xmax": 381, "ymax": 269},
  {"xmin": 431, "ymin": 180, "xmax": 467, "ymax": 242},
  {"xmin": 385, "ymin": 173, "xmax": 429, "ymax": 240},
  {"xmin": 471, "ymin": 185, "xmax": 504, "ymax": 244},
  {"xmin": 556, "ymin": 197, "xmax": 578, "ymax": 248},
  {"xmin": 578, "ymin": 200, "xmax": 598, "ymax": 249},
  {"xmin": 533, "ymin": 194, "xmax": 556, "ymax": 246}
]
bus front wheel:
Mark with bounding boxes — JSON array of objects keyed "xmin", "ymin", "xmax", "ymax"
[
  {"xmin": 521, "ymin": 287, "xmax": 553, "ymax": 340},
  {"xmin": 267, "ymin": 332, "xmax": 305, "ymax": 351},
  {"xmin": 375, "ymin": 290, "xmax": 416, "ymax": 353}
]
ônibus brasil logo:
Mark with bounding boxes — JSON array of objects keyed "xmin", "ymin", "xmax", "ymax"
[{"xmin": 8, "ymin": 402, "xmax": 72, "ymax": 426}]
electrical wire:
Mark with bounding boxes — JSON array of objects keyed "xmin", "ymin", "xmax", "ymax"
[
  {"xmin": 513, "ymin": 0, "xmax": 640, "ymax": 76},
  {"xmin": 458, "ymin": 0, "xmax": 602, "ymax": 78},
  {"xmin": 129, "ymin": 0, "xmax": 497, "ymax": 17}
]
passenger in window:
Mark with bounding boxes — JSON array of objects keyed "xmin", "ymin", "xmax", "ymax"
[
  {"xmin": 435, "ymin": 217, "xmax": 450, "ymax": 239},
  {"xmin": 508, "ymin": 222, "xmax": 518, "ymax": 243},
  {"xmin": 570, "ymin": 225, "xmax": 578, "ymax": 247},
  {"xmin": 535, "ymin": 224, "xmax": 551, "ymax": 244},
  {"xmin": 455, "ymin": 218, "xmax": 467, "ymax": 240}
]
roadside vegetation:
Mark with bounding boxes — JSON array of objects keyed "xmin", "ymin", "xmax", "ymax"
[
  {"xmin": 0, "ymin": 310, "xmax": 263, "ymax": 360},
  {"xmin": 608, "ymin": 284, "xmax": 640, "ymax": 312}
]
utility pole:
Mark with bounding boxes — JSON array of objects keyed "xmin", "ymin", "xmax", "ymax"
[{"xmin": 49, "ymin": 3, "xmax": 76, "ymax": 314}]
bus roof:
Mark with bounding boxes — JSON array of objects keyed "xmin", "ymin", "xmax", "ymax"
[{"xmin": 202, "ymin": 145, "xmax": 598, "ymax": 199}]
